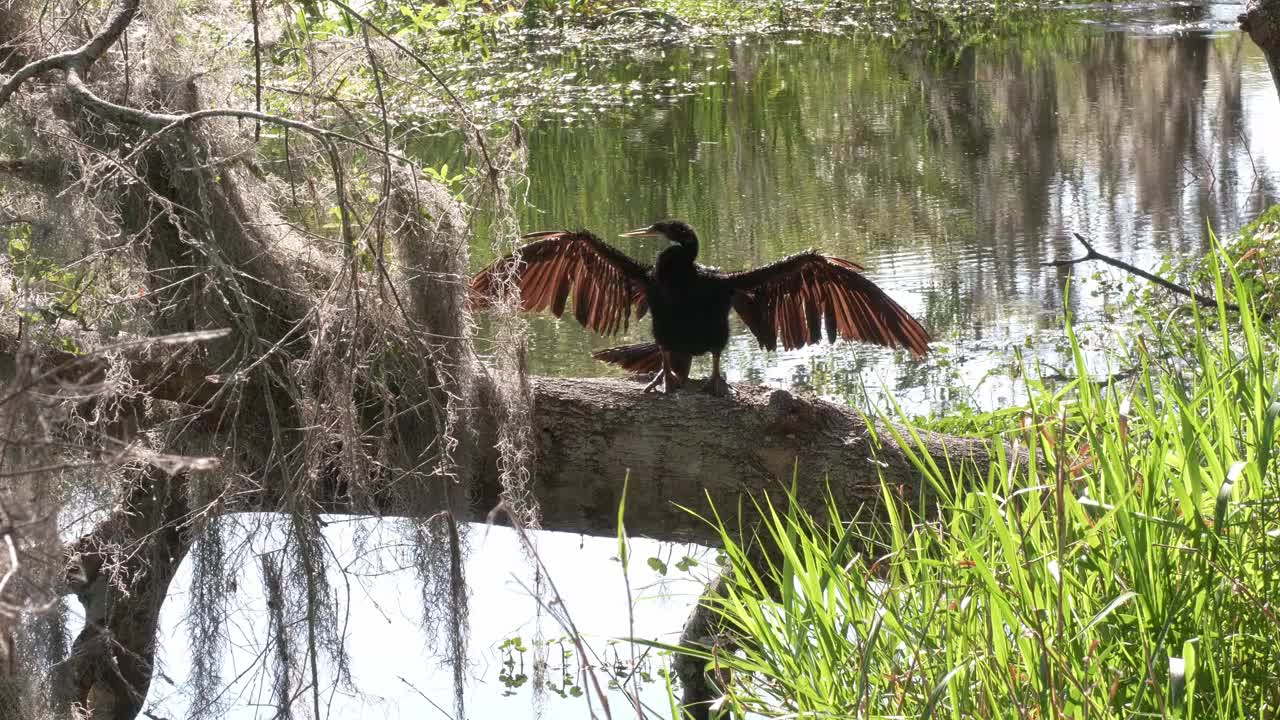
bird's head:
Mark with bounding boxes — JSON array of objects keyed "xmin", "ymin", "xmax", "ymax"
[{"xmin": 620, "ymin": 219, "xmax": 698, "ymax": 248}]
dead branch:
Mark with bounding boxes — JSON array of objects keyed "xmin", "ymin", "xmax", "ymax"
[
  {"xmin": 0, "ymin": 0, "xmax": 139, "ymax": 106},
  {"xmin": 1044, "ymin": 232, "xmax": 1243, "ymax": 314}
]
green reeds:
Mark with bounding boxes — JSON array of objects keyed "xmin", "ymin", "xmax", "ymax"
[{"xmin": 666, "ymin": 228, "xmax": 1280, "ymax": 718}]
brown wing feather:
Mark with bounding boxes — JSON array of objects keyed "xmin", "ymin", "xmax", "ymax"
[
  {"xmin": 470, "ymin": 230, "xmax": 650, "ymax": 336},
  {"xmin": 720, "ymin": 251, "xmax": 930, "ymax": 357}
]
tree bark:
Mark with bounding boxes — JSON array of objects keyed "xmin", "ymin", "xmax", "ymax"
[
  {"xmin": 1241, "ymin": 0, "xmax": 1280, "ymax": 102},
  {"xmin": 65, "ymin": 472, "xmax": 192, "ymax": 720},
  {"xmin": 523, "ymin": 376, "xmax": 983, "ymax": 543}
]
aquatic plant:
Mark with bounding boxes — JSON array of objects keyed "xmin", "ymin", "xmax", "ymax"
[{"xmin": 659, "ymin": 222, "xmax": 1280, "ymax": 717}]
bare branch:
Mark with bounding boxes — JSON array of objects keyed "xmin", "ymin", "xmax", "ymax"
[
  {"xmin": 0, "ymin": 0, "xmax": 141, "ymax": 105},
  {"xmin": 249, "ymin": 0, "xmax": 263, "ymax": 143},
  {"xmin": 325, "ymin": 0, "xmax": 499, "ymax": 181},
  {"xmin": 1044, "ymin": 232, "xmax": 1243, "ymax": 314}
]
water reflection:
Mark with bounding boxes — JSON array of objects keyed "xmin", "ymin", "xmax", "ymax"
[{"xmin": 475, "ymin": 25, "xmax": 1278, "ymax": 414}]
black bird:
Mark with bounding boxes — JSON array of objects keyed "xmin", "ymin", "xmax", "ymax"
[{"xmin": 470, "ymin": 219, "xmax": 930, "ymax": 395}]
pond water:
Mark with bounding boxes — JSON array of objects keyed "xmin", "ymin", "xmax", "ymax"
[
  {"xmin": 476, "ymin": 2, "xmax": 1279, "ymax": 416},
  {"xmin": 145, "ymin": 5, "xmax": 1280, "ymax": 719}
]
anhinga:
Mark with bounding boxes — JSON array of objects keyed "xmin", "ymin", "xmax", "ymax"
[{"xmin": 470, "ymin": 219, "xmax": 930, "ymax": 395}]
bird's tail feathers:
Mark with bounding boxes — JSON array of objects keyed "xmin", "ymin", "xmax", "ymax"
[
  {"xmin": 592, "ymin": 343, "xmax": 665, "ymax": 374},
  {"xmin": 593, "ymin": 344, "xmax": 694, "ymax": 385}
]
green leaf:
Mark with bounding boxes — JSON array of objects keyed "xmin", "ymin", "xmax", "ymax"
[
  {"xmin": 1182, "ymin": 640, "xmax": 1197, "ymax": 718},
  {"xmin": 616, "ymin": 471, "xmax": 629, "ymax": 567},
  {"xmin": 922, "ymin": 662, "xmax": 969, "ymax": 720},
  {"xmin": 1078, "ymin": 591, "xmax": 1137, "ymax": 638},
  {"xmin": 1170, "ymin": 654, "xmax": 1187, "ymax": 709},
  {"xmin": 1214, "ymin": 462, "xmax": 1243, "ymax": 534}
]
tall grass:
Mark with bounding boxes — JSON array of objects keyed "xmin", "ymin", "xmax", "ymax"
[{"xmin": 674, "ymin": 228, "xmax": 1280, "ymax": 718}]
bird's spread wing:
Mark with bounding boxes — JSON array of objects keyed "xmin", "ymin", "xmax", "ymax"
[
  {"xmin": 470, "ymin": 230, "xmax": 650, "ymax": 336},
  {"xmin": 719, "ymin": 251, "xmax": 930, "ymax": 357}
]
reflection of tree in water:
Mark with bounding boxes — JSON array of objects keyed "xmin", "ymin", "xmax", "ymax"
[
  {"xmin": 494, "ymin": 28, "xmax": 1277, "ymax": 398},
  {"xmin": 915, "ymin": 30, "xmax": 1273, "ymax": 327}
]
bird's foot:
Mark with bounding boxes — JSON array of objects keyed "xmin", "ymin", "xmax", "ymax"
[
  {"xmin": 642, "ymin": 372, "xmax": 663, "ymax": 392},
  {"xmin": 703, "ymin": 375, "xmax": 732, "ymax": 397},
  {"xmin": 643, "ymin": 369, "xmax": 683, "ymax": 394}
]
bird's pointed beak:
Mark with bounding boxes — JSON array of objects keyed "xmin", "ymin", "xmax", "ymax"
[{"xmin": 620, "ymin": 225, "xmax": 658, "ymax": 238}]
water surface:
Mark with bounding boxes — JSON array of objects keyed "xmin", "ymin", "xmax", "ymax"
[{"xmin": 480, "ymin": 13, "xmax": 1278, "ymax": 414}]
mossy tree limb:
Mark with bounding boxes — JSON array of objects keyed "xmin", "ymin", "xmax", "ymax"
[{"xmin": 12, "ymin": 338, "xmax": 992, "ymax": 718}]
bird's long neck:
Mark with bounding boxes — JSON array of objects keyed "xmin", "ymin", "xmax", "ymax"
[
  {"xmin": 655, "ymin": 241, "xmax": 697, "ymax": 280},
  {"xmin": 661, "ymin": 237, "xmax": 698, "ymax": 264}
]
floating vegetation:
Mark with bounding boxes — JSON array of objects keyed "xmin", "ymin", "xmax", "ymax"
[
  {"xmin": 251, "ymin": 0, "xmax": 1074, "ymax": 134},
  {"xmin": 414, "ymin": 0, "xmax": 1076, "ymax": 123}
]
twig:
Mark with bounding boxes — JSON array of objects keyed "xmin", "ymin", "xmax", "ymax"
[
  {"xmin": 488, "ymin": 502, "xmax": 613, "ymax": 720},
  {"xmin": 250, "ymin": 0, "xmax": 263, "ymax": 142},
  {"xmin": 0, "ymin": 328, "xmax": 231, "ymax": 410},
  {"xmin": 616, "ymin": 474, "xmax": 643, "ymax": 719},
  {"xmin": 283, "ymin": 127, "xmax": 298, "ymax": 206},
  {"xmin": 398, "ymin": 676, "xmax": 459, "ymax": 720},
  {"xmin": 361, "ymin": 23, "xmax": 391, "ymax": 301},
  {"xmin": 1238, "ymin": 127, "xmax": 1260, "ymax": 190},
  {"xmin": 0, "ymin": 507, "xmax": 18, "ymax": 603},
  {"xmin": 325, "ymin": 0, "xmax": 499, "ymax": 184},
  {"xmin": 1043, "ymin": 232, "xmax": 1242, "ymax": 314},
  {"xmin": 120, "ymin": 21, "xmax": 130, "ymax": 103}
]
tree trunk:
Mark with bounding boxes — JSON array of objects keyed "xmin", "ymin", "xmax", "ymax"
[
  {"xmin": 525, "ymin": 376, "xmax": 982, "ymax": 543},
  {"xmin": 65, "ymin": 472, "xmax": 192, "ymax": 720},
  {"xmin": 13, "ymin": 335, "xmax": 993, "ymax": 542},
  {"xmin": 1242, "ymin": 0, "xmax": 1280, "ymax": 101},
  {"xmin": 82, "ymin": 372, "xmax": 989, "ymax": 715}
]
